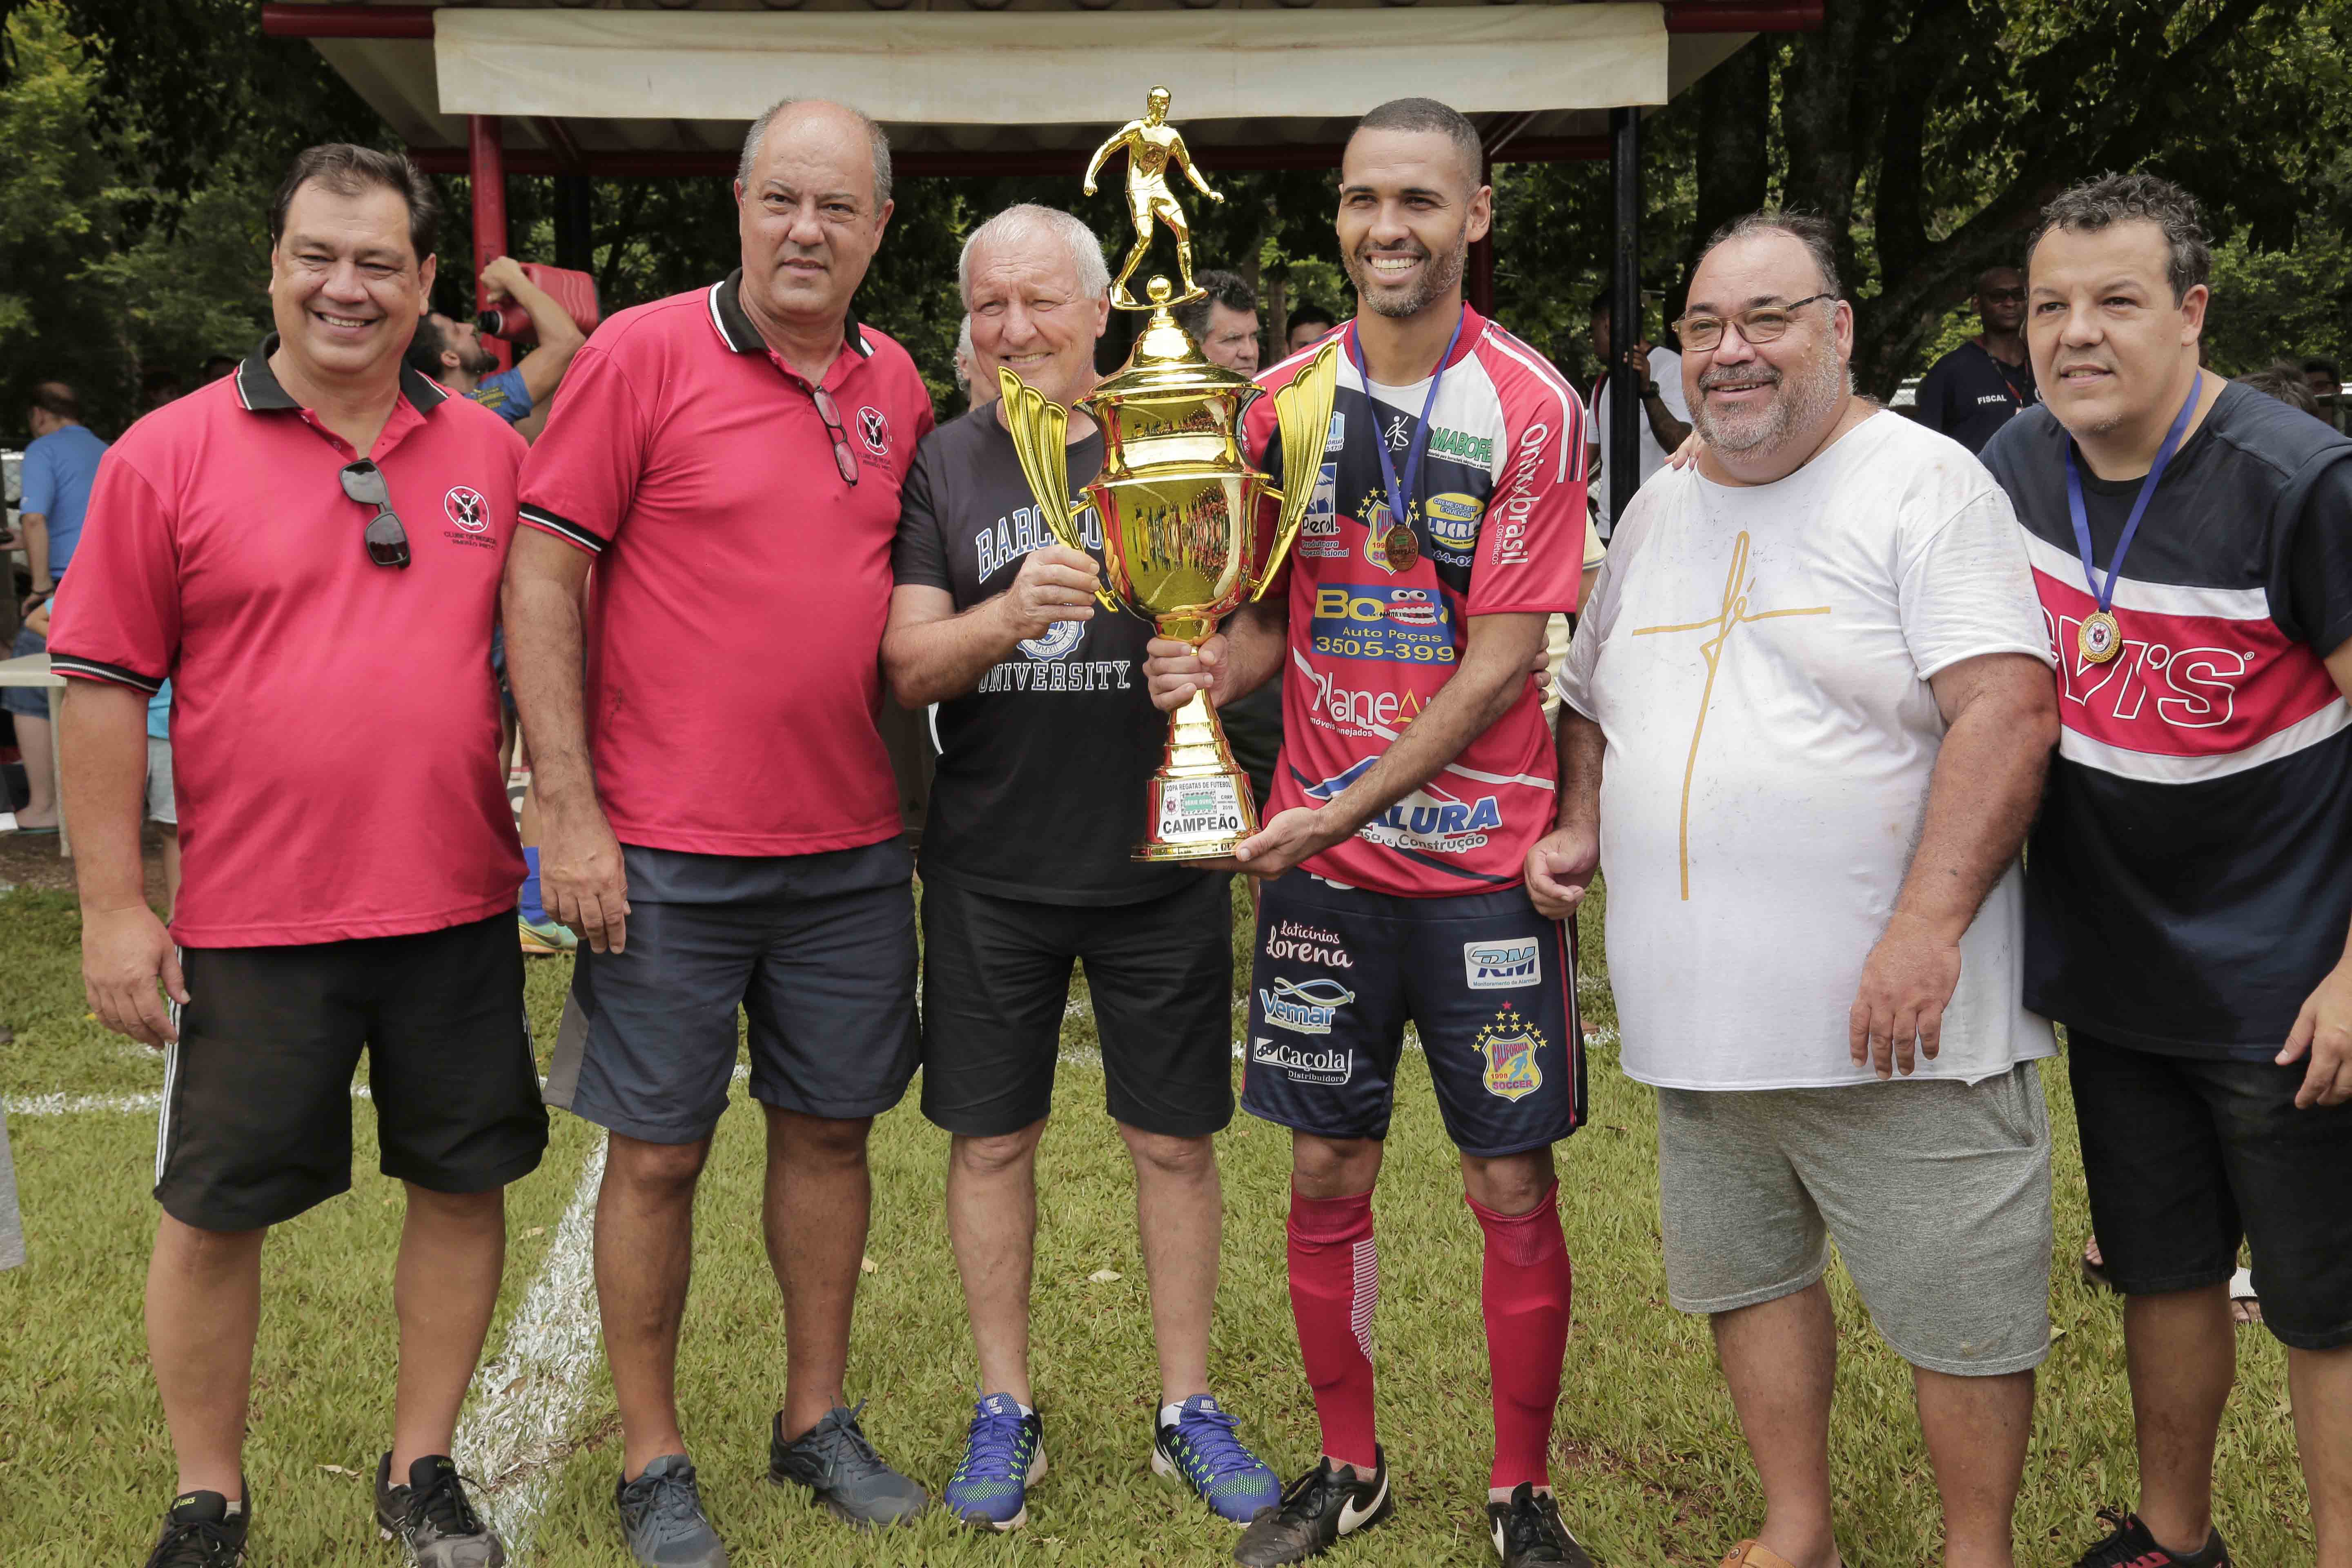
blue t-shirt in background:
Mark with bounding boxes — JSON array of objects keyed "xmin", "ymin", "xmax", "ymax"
[
  {"xmin": 148, "ymin": 680, "xmax": 172, "ymax": 741},
  {"xmin": 468, "ymin": 368, "xmax": 533, "ymax": 425},
  {"xmin": 20, "ymin": 423, "xmax": 109, "ymax": 575}
]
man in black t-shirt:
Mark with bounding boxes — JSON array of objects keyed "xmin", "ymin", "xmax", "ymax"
[
  {"xmin": 1981, "ymin": 173, "xmax": 2352, "ymax": 1568},
  {"xmin": 881, "ymin": 204, "xmax": 1282, "ymax": 1536},
  {"xmin": 1915, "ymin": 265, "xmax": 2036, "ymax": 453}
]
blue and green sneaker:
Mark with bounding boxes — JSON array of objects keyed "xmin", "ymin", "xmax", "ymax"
[
  {"xmin": 1151, "ymin": 1393, "xmax": 1281, "ymax": 1525},
  {"xmin": 943, "ymin": 1394, "xmax": 1046, "ymax": 1532}
]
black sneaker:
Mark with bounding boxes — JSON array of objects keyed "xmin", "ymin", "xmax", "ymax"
[
  {"xmin": 1232, "ymin": 1448, "xmax": 1393, "ymax": 1566},
  {"xmin": 375, "ymin": 1453, "xmax": 508, "ymax": 1567},
  {"xmin": 766, "ymin": 1401, "xmax": 927, "ymax": 1527},
  {"xmin": 143, "ymin": 1488, "xmax": 249, "ymax": 1568},
  {"xmin": 1486, "ymin": 1483, "xmax": 1596, "ymax": 1567},
  {"xmin": 617, "ymin": 1455, "xmax": 728, "ymax": 1568},
  {"xmin": 2072, "ymin": 1507, "xmax": 2232, "ymax": 1568}
]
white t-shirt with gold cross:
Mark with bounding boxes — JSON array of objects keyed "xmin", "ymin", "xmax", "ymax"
[{"xmin": 1558, "ymin": 410, "xmax": 2059, "ymax": 1090}]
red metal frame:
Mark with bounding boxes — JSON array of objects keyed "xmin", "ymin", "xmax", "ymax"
[{"xmin": 469, "ymin": 114, "xmax": 511, "ymax": 370}]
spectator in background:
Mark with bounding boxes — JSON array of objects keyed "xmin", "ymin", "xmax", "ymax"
[
  {"xmin": 2, "ymin": 381, "xmax": 108, "ymax": 836},
  {"xmin": 405, "ymin": 255, "xmax": 587, "ymax": 441},
  {"xmin": 2302, "ymin": 357, "xmax": 2342, "ymax": 430},
  {"xmin": 1585, "ymin": 293, "xmax": 1692, "ymax": 535},
  {"xmin": 1174, "ymin": 270, "xmax": 1261, "ymax": 375},
  {"xmin": 140, "ymin": 368, "xmax": 185, "ymax": 414},
  {"xmin": 1285, "ymin": 303, "xmax": 1336, "ymax": 356},
  {"xmin": 2241, "ymin": 361, "xmax": 2324, "ymax": 419},
  {"xmin": 1913, "ymin": 266, "xmax": 2036, "ymax": 453},
  {"xmin": 956, "ymin": 313, "xmax": 999, "ymax": 411},
  {"xmin": 200, "ymin": 354, "xmax": 239, "ymax": 385}
]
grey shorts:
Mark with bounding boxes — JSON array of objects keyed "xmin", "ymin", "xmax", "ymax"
[
  {"xmin": 1655, "ymin": 1064, "xmax": 2053, "ymax": 1376},
  {"xmin": 145, "ymin": 736, "xmax": 175, "ymax": 825}
]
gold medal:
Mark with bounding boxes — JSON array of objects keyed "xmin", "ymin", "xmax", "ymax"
[{"xmin": 2078, "ymin": 609, "xmax": 2121, "ymax": 664}]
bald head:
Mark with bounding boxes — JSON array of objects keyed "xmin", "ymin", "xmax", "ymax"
[{"xmin": 738, "ymin": 98, "xmax": 892, "ymax": 211}]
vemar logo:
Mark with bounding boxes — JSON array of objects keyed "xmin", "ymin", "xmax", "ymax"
[
  {"xmin": 1252, "ymin": 1036, "xmax": 1354, "ymax": 1086},
  {"xmin": 1258, "ymin": 976, "xmax": 1357, "ymax": 1036},
  {"xmin": 1464, "ymin": 939, "xmax": 1541, "ymax": 989},
  {"xmin": 1310, "ymin": 584, "xmax": 1457, "ymax": 666}
]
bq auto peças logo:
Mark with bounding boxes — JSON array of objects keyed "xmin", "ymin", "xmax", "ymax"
[{"xmin": 1310, "ymin": 584, "xmax": 1458, "ymax": 665}]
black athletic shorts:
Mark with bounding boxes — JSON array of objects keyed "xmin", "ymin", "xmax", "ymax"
[
  {"xmin": 156, "ymin": 911, "xmax": 547, "ymax": 1232},
  {"xmin": 544, "ymin": 846, "xmax": 920, "ymax": 1143},
  {"xmin": 919, "ymin": 873, "xmax": 1234, "ymax": 1139},
  {"xmin": 1241, "ymin": 871, "xmax": 1584, "ymax": 1158},
  {"xmin": 2069, "ymin": 1029, "xmax": 2352, "ymax": 1350}
]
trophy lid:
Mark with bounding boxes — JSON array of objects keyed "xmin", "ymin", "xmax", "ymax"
[{"xmin": 1083, "ymin": 274, "xmax": 1254, "ymax": 414}]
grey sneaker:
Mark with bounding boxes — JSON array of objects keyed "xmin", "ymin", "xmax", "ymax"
[
  {"xmin": 766, "ymin": 1401, "xmax": 927, "ymax": 1526},
  {"xmin": 616, "ymin": 1455, "xmax": 728, "ymax": 1568},
  {"xmin": 375, "ymin": 1455, "xmax": 506, "ymax": 1567}
]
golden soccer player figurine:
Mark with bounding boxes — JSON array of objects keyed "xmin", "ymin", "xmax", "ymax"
[{"xmin": 1085, "ymin": 85, "xmax": 1225, "ymax": 309}]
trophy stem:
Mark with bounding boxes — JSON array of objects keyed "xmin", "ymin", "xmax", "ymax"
[{"xmin": 1135, "ymin": 686, "xmax": 1259, "ymax": 862}]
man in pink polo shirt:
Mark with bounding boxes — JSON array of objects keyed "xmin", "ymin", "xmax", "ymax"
[
  {"xmin": 52, "ymin": 145, "xmax": 542, "ymax": 1568},
  {"xmin": 504, "ymin": 98, "xmax": 933, "ymax": 1564}
]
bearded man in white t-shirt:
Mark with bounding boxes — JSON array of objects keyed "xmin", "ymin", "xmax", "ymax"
[{"xmin": 1532, "ymin": 212, "xmax": 2064, "ymax": 1568}]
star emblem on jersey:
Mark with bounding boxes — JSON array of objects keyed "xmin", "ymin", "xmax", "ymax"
[
  {"xmin": 442, "ymin": 485, "xmax": 488, "ymax": 533},
  {"xmin": 1474, "ymin": 1002, "xmax": 1546, "ymax": 1102},
  {"xmin": 857, "ymin": 405, "xmax": 891, "ymax": 454}
]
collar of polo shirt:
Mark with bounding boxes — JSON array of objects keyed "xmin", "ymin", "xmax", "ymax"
[
  {"xmin": 233, "ymin": 332, "xmax": 452, "ymax": 418},
  {"xmin": 706, "ymin": 268, "xmax": 873, "ymax": 372}
]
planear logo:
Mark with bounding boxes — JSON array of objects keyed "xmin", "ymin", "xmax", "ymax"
[
  {"xmin": 1463, "ymin": 939, "xmax": 1540, "ymax": 989},
  {"xmin": 443, "ymin": 486, "xmax": 488, "ymax": 533}
]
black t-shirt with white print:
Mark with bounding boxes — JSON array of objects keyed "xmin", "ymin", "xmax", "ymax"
[
  {"xmin": 891, "ymin": 405, "xmax": 1198, "ymax": 905},
  {"xmin": 1981, "ymin": 383, "xmax": 2352, "ymax": 1058}
]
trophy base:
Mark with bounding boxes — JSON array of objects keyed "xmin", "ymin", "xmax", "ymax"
[{"xmin": 1134, "ymin": 768, "xmax": 1258, "ymax": 862}]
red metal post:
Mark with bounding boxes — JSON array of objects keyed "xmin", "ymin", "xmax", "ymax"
[{"xmin": 469, "ymin": 115, "xmax": 511, "ymax": 371}]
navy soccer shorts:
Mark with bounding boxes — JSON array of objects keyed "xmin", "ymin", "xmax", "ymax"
[{"xmin": 1241, "ymin": 871, "xmax": 1585, "ymax": 1156}]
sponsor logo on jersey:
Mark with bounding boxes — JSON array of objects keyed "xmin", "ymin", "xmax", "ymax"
[
  {"xmin": 1464, "ymin": 940, "xmax": 1541, "ymax": 989},
  {"xmin": 1424, "ymin": 492, "xmax": 1485, "ymax": 552},
  {"xmin": 1310, "ymin": 584, "xmax": 1457, "ymax": 665},
  {"xmin": 1019, "ymin": 619, "xmax": 1086, "ymax": 662},
  {"xmin": 1426, "ymin": 425, "xmax": 1495, "ymax": 467},
  {"xmin": 1258, "ymin": 976, "xmax": 1356, "ymax": 1036},
  {"xmin": 1299, "ymin": 668, "xmax": 1430, "ymax": 737},
  {"xmin": 1324, "ymin": 411, "xmax": 1347, "ymax": 454},
  {"xmin": 1474, "ymin": 1004, "xmax": 1546, "ymax": 1102},
  {"xmin": 1489, "ymin": 422, "xmax": 1553, "ymax": 567},
  {"xmin": 1263, "ymin": 918, "xmax": 1353, "ymax": 969},
  {"xmin": 1384, "ymin": 413, "xmax": 1413, "ymax": 452},
  {"xmin": 1298, "ymin": 764, "xmax": 1500, "ymax": 854},
  {"xmin": 1252, "ymin": 1036, "xmax": 1353, "ymax": 1086}
]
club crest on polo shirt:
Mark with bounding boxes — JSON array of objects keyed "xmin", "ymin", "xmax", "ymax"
[
  {"xmin": 1258, "ymin": 975, "xmax": 1356, "ymax": 1036},
  {"xmin": 1474, "ymin": 1004, "xmax": 1546, "ymax": 1102},
  {"xmin": 439, "ymin": 485, "xmax": 496, "ymax": 550},
  {"xmin": 1252, "ymin": 1035, "xmax": 1353, "ymax": 1086},
  {"xmin": 1464, "ymin": 939, "xmax": 1540, "ymax": 989},
  {"xmin": 857, "ymin": 405, "xmax": 891, "ymax": 455}
]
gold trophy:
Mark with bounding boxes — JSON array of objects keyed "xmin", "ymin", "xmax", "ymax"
[{"xmin": 1001, "ymin": 87, "xmax": 1341, "ymax": 862}]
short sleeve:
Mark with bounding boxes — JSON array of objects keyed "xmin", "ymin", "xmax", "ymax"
[
  {"xmin": 19, "ymin": 441, "xmax": 57, "ymax": 517},
  {"xmin": 45, "ymin": 452, "xmax": 179, "ymax": 693},
  {"xmin": 1896, "ymin": 480, "xmax": 2056, "ymax": 680},
  {"xmin": 2283, "ymin": 453, "xmax": 2352, "ymax": 658},
  {"xmin": 1555, "ymin": 546, "xmax": 1620, "ymax": 723},
  {"xmin": 891, "ymin": 439, "xmax": 953, "ymax": 594},
  {"xmin": 468, "ymin": 368, "xmax": 533, "ymax": 425},
  {"xmin": 517, "ymin": 343, "xmax": 649, "ymax": 555},
  {"xmin": 1469, "ymin": 368, "xmax": 1590, "ymax": 616}
]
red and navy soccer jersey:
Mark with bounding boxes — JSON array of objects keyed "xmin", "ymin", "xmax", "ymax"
[
  {"xmin": 1242, "ymin": 306, "xmax": 1587, "ymax": 898},
  {"xmin": 1981, "ymin": 383, "xmax": 2352, "ymax": 1058}
]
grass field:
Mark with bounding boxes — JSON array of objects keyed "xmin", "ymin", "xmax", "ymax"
[{"xmin": 0, "ymin": 879, "xmax": 2318, "ymax": 1566}]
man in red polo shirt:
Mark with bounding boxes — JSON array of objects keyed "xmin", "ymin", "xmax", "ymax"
[
  {"xmin": 505, "ymin": 98, "xmax": 934, "ymax": 1564},
  {"xmin": 52, "ymin": 145, "xmax": 543, "ymax": 1568}
]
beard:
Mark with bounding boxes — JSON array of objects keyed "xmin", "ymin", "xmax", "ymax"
[
  {"xmin": 1690, "ymin": 333, "xmax": 1848, "ymax": 456},
  {"xmin": 1345, "ymin": 223, "xmax": 1470, "ymax": 320},
  {"xmin": 460, "ymin": 340, "xmax": 499, "ymax": 378}
]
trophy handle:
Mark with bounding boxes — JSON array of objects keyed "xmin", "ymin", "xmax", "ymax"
[
  {"xmin": 1252, "ymin": 339, "xmax": 1343, "ymax": 602},
  {"xmin": 1056, "ymin": 499, "xmax": 1122, "ymax": 617},
  {"xmin": 999, "ymin": 368, "xmax": 1118, "ymax": 615}
]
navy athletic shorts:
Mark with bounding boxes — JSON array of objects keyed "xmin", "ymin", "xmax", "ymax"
[{"xmin": 1240, "ymin": 871, "xmax": 1585, "ymax": 1156}]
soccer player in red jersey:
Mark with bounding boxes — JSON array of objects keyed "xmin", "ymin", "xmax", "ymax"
[{"xmin": 1147, "ymin": 98, "xmax": 1593, "ymax": 1568}]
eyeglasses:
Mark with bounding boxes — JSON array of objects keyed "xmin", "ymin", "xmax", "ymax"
[
  {"xmin": 340, "ymin": 459, "xmax": 410, "ymax": 569},
  {"xmin": 811, "ymin": 385, "xmax": 860, "ymax": 486},
  {"xmin": 1982, "ymin": 287, "xmax": 2027, "ymax": 304},
  {"xmin": 1675, "ymin": 294, "xmax": 1835, "ymax": 353}
]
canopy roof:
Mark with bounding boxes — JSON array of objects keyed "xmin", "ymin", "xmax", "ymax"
[{"xmin": 267, "ymin": 0, "xmax": 1783, "ymax": 173}]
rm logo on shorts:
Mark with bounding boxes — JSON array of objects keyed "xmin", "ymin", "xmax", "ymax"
[{"xmin": 1464, "ymin": 939, "xmax": 1540, "ymax": 989}]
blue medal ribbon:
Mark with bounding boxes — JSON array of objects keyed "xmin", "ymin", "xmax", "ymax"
[
  {"xmin": 1347, "ymin": 307, "xmax": 1467, "ymax": 555},
  {"xmin": 2064, "ymin": 373, "xmax": 2203, "ymax": 617}
]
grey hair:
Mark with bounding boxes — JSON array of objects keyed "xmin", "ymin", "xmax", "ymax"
[
  {"xmin": 737, "ymin": 98, "xmax": 893, "ymax": 210},
  {"xmin": 1174, "ymin": 270, "xmax": 1257, "ymax": 339},
  {"xmin": 958, "ymin": 204, "xmax": 1111, "ymax": 308},
  {"xmin": 1350, "ymin": 97, "xmax": 1483, "ymax": 193},
  {"xmin": 1702, "ymin": 209, "xmax": 1843, "ymax": 300},
  {"xmin": 954, "ymin": 314, "xmax": 974, "ymax": 392},
  {"xmin": 2029, "ymin": 172, "xmax": 2210, "ymax": 304}
]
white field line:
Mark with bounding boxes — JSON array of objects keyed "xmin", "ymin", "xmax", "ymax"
[
  {"xmin": 11, "ymin": 1090, "xmax": 163, "ymax": 1116},
  {"xmin": 454, "ymin": 1137, "xmax": 608, "ymax": 1562}
]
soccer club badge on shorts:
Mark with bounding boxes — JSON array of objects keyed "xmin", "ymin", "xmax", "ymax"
[{"xmin": 1474, "ymin": 1002, "xmax": 1546, "ymax": 1102}]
